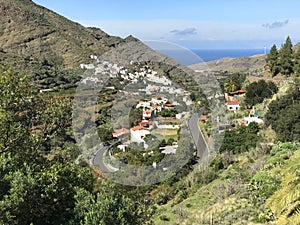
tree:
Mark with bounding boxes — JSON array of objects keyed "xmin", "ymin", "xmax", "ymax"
[
  {"xmin": 265, "ymin": 88, "xmax": 300, "ymax": 142},
  {"xmin": 223, "ymin": 73, "xmax": 247, "ymax": 93},
  {"xmin": 73, "ymin": 182, "xmax": 149, "ymax": 225},
  {"xmin": 224, "ymin": 78, "xmax": 236, "ymax": 92},
  {"xmin": 245, "ymin": 80, "xmax": 278, "ymax": 107},
  {"xmin": 266, "ymin": 44, "xmax": 280, "ymax": 77},
  {"xmin": 278, "ymin": 36, "xmax": 294, "ymax": 76},
  {"xmin": 220, "ymin": 123, "xmax": 261, "ymax": 154},
  {"xmin": 293, "ymin": 47, "xmax": 300, "ymax": 77},
  {"xmin": 0, "ymin": 65, "xmax": 96, "ymax": 225}
]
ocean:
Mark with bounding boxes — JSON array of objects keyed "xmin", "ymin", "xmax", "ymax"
[{"xmin": 157, "ymin": 49, "xmax": 268, "ymax": 66}]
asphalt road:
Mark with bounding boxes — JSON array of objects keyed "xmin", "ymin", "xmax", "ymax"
[
  {"xmin": 92, "ymin": 146, "xmax": 111, "ymax": 173},
  {"xmin": 92, "ymin": 115, "xmax": 209, "ymax": 173},
  {"xmin": 188, "ymin": 113, "xmax": 210, "ymax": 162}
]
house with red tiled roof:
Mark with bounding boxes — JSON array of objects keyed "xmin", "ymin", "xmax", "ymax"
[
  {"xmin": 165, "ymin": 103, "xmax": 175, "ymax": 108},
  {"xmin": 225, "ymin": 90, "xmax": 247, "ymax": 101},
  {"xmin": 143, "ymin": 110, "xmax": 153, "ymax": 120},
  {"xmin": 139, "ymin": 121, "xmax": 153, "ymax": 129},
  {"xmin": 112, "ymin": 128, "xmax": 129, "ymax": 138},
  {"xmin": 226, "ymin": 100, "xmax": 241, "ymax": 112},
  {"xmin": 130, "ymin": 126, "xmax": 150, "ymax": 146}
]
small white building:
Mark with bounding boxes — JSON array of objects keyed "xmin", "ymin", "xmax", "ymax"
[
  {"xmin": 226, "ymin": 101, "xmax": 241, "ymax": 112},
  {"xmin": 183, "ymin": 96, "xmax": 193, "ymax": 106},
  {"xmin": 150, "ymin": 97, "xmax": 168, "ymax": 105},
  {"xmin": 244, "ymin": 116, "xmax": 264, "ymax": 125},
  {"xmin": 112, "ymin": 128, "xmax": 129, "ymax": 138},
  {"xmin": 143, "ymin": 110, "xmax": 153, "ymax": 120},
  {"xmin": 130, "ymin": 126, "xmax": 150, "ymax": 144},
  {"xmin": 136, "ymin": 101, "xmax": 151, "ymax": 109}
]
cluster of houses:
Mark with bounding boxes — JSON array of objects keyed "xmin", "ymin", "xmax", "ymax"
[
  {"xmin": 112, "ymin": 97, "xmax": 183, "ymax": 154},
  {"xmin": 80, "ymin": 58, "xmax": 127, "ymax": 84},
  {"xmin": 80, "ymin": 58, "xmax": 192, "ymax": 156},
  {"xmin": 224, "ymin": 89, "xmax": 264, "ymax": 126}
]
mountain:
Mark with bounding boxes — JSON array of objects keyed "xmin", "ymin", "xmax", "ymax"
[
  {"xmin": 189, "ymin": 54, "xmax": 266, "ymax": 74},
  {"xmin": 0, "ymin": 0, "xmax": 132, "ymax": 68}
]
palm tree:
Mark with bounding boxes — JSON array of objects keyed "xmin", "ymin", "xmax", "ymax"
[{"xmin": 224, "ymin": 78, "xmax": 236, "ymax": 93}]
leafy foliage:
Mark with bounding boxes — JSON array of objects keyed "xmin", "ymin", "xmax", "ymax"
[
  {"xmin": 244, "ymin": 80, "xmax": 278, "ymax": 107},
  {"xmin": 220, "ymin": 122, "xmax": 261, "ymax": 154},
  {"xmin": 221, "ymin": 73, "xmax": 247, "ymax": 93},
  {"xmin": 265, "ymin": 88, "xmax": 300, "ymax": 142},
  {"xmin": 0, "ymin": 65, "xmax": 149, "ymax": 225},
  {"xmin": 279, "ymin": 36, "xmax": 294, "ymax": 76},
  {"xmin": 266, "ymin": 36, "xmax": 300, "ymax": 77},
  {"xmin": 266, "ymin": 44, "xmax": 280, "ymax": 77}
]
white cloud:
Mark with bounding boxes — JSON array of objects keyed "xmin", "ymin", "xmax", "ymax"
[
  {"xmin": 170, "ymin": 28, "xmax": 197, "ymax": 36},
  {"xmin": 263, "ymin": 19, "xmax": 289, "ymax": 29},
  {"xmin": 78, "ymin": 19, "xmax": 300, "ymax": 48}
]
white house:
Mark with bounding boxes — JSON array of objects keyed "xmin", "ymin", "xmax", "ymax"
[
  {"xmin": 130, "ymin": 126, "xmax": 150, "ymax": 144},
  {"xmin": 112, "ymin": 128, "xmax": 129, "ymax": 138},
  {"xmin": 150, "ymin": 97, "xmax": 168, "ymax": 105},
  {"xmin": 226, "ymin": 101, "xmax": 241, "ymax": 112},
  {"xmin": 143, "ymin": 110, "xmax": 152, "ymax": 120},
  {"xmin": 117, "ymin": 142, "xmax": 129, "ymax": 152},
  {"xmin": 244, "ymin": 116, "xmax": 264, "ymax": 125},
  {"xmin": 136, "ymin": 101, "xmax": 151, "ymax": 109}
]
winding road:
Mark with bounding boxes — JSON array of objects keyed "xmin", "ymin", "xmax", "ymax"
[
  {"xmin": 92, "ymin": 146, "xmax": 111, "ymax": 173},
  {"xmin": 188, "ymin": 112, "xmax": 210, "ymax": 162}
]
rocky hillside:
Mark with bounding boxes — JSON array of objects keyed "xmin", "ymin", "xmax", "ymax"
[
  {"xmin": 189, "ymin": 54, "xmax": 266, "ymax": 74},
  {"xmin": 0, "ymin": 0, "xmax": 131, "ymax": 68}
]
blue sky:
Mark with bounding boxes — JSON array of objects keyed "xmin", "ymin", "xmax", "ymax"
[{"xmin": 33, "ymin": 0, "xmax": 300, "ymax": 49}]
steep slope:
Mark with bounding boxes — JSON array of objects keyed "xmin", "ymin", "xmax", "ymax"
[
  {"xmin": 189, "ymin": 54, "xmax": 266, "ymax": 74},
  {"xmin": 0, "ymin": 0, "xmax": 127, "ymax": 68}
]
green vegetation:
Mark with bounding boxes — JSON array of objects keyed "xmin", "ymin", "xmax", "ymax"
[
  {"xmin": 266, "ymin": 36, "xmax": 300, "ymax": 77},
  {"xmin": 152, "ymin": 141, "xmax": 300, "ymax": 225},
  {"xmin": 220, "ymin": 122, "xmax": 261, "ymax": 154},
  {"xmin": 244, "ymin": 80, "xmax": 278, "ymax": 107},
  {"xmin": 266, "ymin": 149, "xmax": 300, "ymax": 225},
  {"xmin": 265, "ymin": 88, "xmax": 300, "ymax": 142},
  {"xmin": 1, "ymin": 1, "xmax": 300, "ymax": 225},
  {"xmin": 0, "ymin": 65, "xmax": 152, "ymax": 225},
  {"xmin": 220, "ymin": 72, "xmax": 247, "ymax": 92}
]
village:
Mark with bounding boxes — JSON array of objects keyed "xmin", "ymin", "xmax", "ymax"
[
  {"xmin": 79, "ymin": 57, "xmax": 194, "ymax": 162},
  {"xmin": 112, "ymin": 96, "xmax": 185, "ymax": 155},
  {"xmin": 78, "ymin": 56, "xmax": 267, "ymax": 169}
]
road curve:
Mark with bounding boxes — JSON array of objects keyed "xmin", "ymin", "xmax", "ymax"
[{"xmin": 188, "ymin": 112, "xmax": 210, "ymax": 162}]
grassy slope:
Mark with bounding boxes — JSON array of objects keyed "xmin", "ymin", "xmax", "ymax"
[
  {"xmin": 151, "ymin": 83, "xmax": 297, "ymax": 225},
  {"xmin": 0, "ymin": 0, "xmax": 124, "ymax": 68},
  {"xmin": 152, "ymin": 144, "xmax": 299, "ymax": 225}
]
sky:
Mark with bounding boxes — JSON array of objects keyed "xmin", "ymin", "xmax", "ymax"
[{"xmin": 33, "ymin": 0, "xmax": 300, "ymax": 49}]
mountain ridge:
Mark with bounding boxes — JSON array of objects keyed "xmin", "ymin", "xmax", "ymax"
[
  {"xmin": 189, "ymin": 53, "xmax": 267, "ymax": 74},
  {"xmin": 0, "ymin": 0, "xmax": 134, "ymax": 68}
]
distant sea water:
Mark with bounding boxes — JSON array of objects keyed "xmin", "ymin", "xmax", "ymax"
[{"xmin": 157, "ymin": 49, "xmax": 269, "ymax": 66}]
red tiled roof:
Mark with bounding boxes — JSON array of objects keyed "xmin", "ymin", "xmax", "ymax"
[
  {"xmin": 228, "ymin": 90, "xmax": 246, "ymax": 95},
  {"xmin": 165, "ymin": 104, "xmax": 174, "ymax": 107},
  {"xmin": 112, "ymin": 128, "xmax": 129, "ymax": 136},
  {"xmin": 226, "ymin": 101, "xmax": 241, "ymax": 105},
  {"xmin": 131, "ymin": 126, "xmax": 148, "ymax": 131},
  {"xmin": 139, "ymin": 121, "xmax": 153, "ymax": 125}
]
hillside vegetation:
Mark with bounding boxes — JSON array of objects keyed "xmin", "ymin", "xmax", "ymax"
[
  {"xmin": 0, "ymin": 0, "xmax": 126, "ymax": 68},
  {"xmin": 0, "ymin": 1, "xmax": 299, "ymax": 225}
]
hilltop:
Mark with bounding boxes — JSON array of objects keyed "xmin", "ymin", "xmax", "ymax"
[
  {"xmin": 0, "ymin": 0, "xmax": 133, "ymax": 68},
  {"xmin": 189, "ymin": 54, "xmax": 266, "ymax": 74}
]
